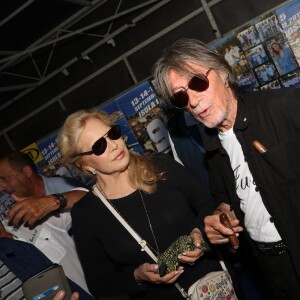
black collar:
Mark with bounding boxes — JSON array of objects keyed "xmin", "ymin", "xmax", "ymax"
[{"xmin": 234, "ymin": 96, "xmax": 249, "ymax": 130}]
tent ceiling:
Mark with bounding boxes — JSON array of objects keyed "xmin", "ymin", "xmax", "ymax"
[{"xmin": 0, "ymin": 0, "xmax": 163, "ymax": 95}]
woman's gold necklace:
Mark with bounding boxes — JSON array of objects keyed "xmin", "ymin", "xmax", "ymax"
[
  {"xmin": 138, "ymin": 190, "xmax": 160, "ymax": 255},
  {"xmin": 97, "ymin": 184, "xmax": 160, "ymax": 255}
]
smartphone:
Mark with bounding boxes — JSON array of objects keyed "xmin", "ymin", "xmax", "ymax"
[{"xmin": 22, "ymin": 264, "xmax": 72, "ymax": 300}]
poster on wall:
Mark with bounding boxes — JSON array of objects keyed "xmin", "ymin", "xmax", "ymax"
[
  {"xmin": 210, "ymin": 3, "xmax": 300, "ymax": 92},
  {"xmin": 116, "ymin": 81, "xmax": 170, "ymax": 155}
]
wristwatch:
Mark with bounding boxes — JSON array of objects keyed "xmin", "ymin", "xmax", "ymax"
[{"xmin": 53, "ymin": 193, "xmax": 68, "ymax": 210}]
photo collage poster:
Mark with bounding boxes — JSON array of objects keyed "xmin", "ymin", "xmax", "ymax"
[{"xmin": 210, "ymin": 0, "xmax": 300, "ymax": 91}]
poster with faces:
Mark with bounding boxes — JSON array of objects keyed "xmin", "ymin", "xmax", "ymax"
[
  {"xmin": 116, "ymin": 81, "xmax": 170, "ymax": 155},
  {"xmin": 209, "ymin": 3, "xmax": 300, "ymax": 92}
]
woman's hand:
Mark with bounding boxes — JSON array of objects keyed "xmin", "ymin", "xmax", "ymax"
[
  {"xmin": 134, "ymin": 263, "xmax": 184, "ymax": 285},
  {"xmin": 178, "ymin": 228, "xmax": 205, "ymax": 264}
]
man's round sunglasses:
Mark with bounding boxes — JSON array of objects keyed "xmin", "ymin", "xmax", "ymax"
[
  {"xmin": 72, "ymin": 125, "xmax": 121, "ymax": 158},
  {"xmin": 170, "ymin": 69, "xmax": 211, "ymax": 109}
]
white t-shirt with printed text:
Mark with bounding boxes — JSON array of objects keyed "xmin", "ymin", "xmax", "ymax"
[{"xmin": 219, "ymin": 127, "xmax": 281, "ymax": 242}]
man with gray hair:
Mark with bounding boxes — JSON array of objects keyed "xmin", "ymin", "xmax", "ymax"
[{"xmin": 153, "ymin": 38, "xmax": 300, "ymax": 299}]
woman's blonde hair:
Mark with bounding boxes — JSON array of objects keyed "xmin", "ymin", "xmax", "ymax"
[{"xmin": 58, "ymin": 108, "xmax": 163, "ymax": 193}]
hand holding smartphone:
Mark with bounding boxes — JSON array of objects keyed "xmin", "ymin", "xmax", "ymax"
[{"xmin": 22, "ymin": 264, "xmax": 72, "ymax": 300}]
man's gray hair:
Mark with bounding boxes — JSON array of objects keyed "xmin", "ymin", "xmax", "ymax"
[{"xmin": 153, "ymin": 38, "xmax": 239, "ymax": 101}]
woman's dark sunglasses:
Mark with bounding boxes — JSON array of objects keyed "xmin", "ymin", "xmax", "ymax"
[
  {"xmin": 72, "ymin": 125, "xmax": 121, "ymax": 158},
  {"xmin": 170, "ymin": 69, "xmax": 211, "ymax": 109}
]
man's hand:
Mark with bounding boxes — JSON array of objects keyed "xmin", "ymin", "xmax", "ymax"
[
  {"xmin": 54, "ymin": 291, "xmax": 79, "ymax": 300},
  {"xmin": 204, "ymin": 203, "xmax": 243, "ymax": 245},
  {"xmin": 7, "ymin": 190, "xmax": 87, "ymax": 227},
  {"xmin": 7, "ymin": 195, "xmax": 58, "ymax": 227}
]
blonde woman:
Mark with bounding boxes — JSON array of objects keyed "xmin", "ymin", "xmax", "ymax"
[{"xmin": 58, "ymin": 109, "xmax": 229, "ymax": 300}]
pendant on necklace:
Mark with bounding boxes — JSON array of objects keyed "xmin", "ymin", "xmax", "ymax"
[{"xmin": 139, "ymin": 240, "xmax": 147, "ymax": 251}]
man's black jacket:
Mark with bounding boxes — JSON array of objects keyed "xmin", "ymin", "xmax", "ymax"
[{"xmin": 204, "ymin": 87, "xmax": 300, "ymax": 281}]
